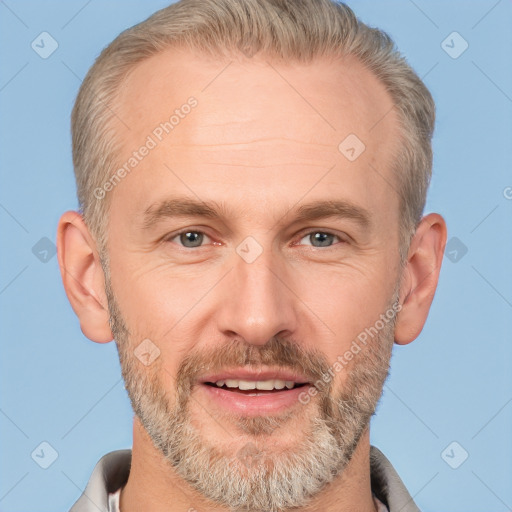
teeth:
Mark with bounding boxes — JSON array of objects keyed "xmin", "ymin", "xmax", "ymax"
[
  {"xmin": 214, "ymin": 379, "xmax": 299, "ymax": 390},
  {"xmin": 256, "ymin": 380, "xmax": 274, "ymax": 390},
  {"xmin": 238, "ymin": 381, "xmax": 256, "ymax": 390},
  {"xmin": 274, "ymin": 379, "xmax": 285, "ymax": 389}
]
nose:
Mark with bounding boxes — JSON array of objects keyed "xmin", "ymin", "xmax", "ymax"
[{"xmin": 215, "ymin": 244, "xmax": 299, "ymax": 346}]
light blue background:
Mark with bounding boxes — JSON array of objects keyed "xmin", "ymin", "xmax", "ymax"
[{"xmin": 0, "ymin": 1, "xmax": 511, "ymax": 511}]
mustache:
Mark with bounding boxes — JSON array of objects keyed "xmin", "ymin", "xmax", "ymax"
[{"xmin": 176, "ymin": 336, "xmax": 332, "ymax": 392}]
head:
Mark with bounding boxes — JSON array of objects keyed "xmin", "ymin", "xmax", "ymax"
[{"xmin": 58, "ymin": 1, "xmax": 446, "ymax": 511}]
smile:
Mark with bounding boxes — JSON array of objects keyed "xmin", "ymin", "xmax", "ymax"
[
  {"xmin": 197, "ymin": 370, "xmax": 314, "ymax": 415},
  {"xmin": 205, "ymin": 379, "xmax": 307, "ymax": 394}
]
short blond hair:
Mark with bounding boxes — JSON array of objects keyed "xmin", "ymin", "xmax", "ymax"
[{"xmin": 71, "ymin": 0, "xmax": 435, "ymax": 261}]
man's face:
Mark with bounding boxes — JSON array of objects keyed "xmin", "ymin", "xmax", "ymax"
[{"xmin": 104, "ymin": 48, "xmax": 402, "ymax": 510}]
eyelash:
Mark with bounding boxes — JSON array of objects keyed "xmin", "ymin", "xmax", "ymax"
[{"xmin": 164, "ymin": 229, "xmax": 346, "ymax": 249}]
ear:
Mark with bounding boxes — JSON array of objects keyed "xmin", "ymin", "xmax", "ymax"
[
  {"xmin": 57, "ymin": 210, "xmax": 113, "ymax": 343},
  {"xmin": 395, "ymin": 213, "xmax": 447, "ymax": 345}
]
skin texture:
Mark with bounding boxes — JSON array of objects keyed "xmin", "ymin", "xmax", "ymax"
[{"xmin": 57, "ymin": 48, "xmax": 447, "ymax": 512}]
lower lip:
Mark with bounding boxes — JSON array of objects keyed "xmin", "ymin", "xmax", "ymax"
[{"xmin": 198, "ymin": 383, "xmax": 313, "ymax": 416}]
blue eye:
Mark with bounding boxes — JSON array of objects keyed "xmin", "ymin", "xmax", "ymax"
[
  {"xmin": 172, "ymin": 231, "xmax": 211, "ymax": 248},
  {"xmin": 299, "ymin": 231, "xmax": 340, "ymax": 247},
  {"xmin": 166, "ymin": 230, "xmax": 343, "ymax": 250}
]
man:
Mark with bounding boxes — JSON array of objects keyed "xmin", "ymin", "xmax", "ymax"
[{"xmin": 58, "ymin": 0, "xmax": 446, "ymax": 510}]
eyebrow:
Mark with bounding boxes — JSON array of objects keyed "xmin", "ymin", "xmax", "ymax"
[
  {"xmin": 142, "ymin": 197, "xmax": 372, "ymax": 231},
  {"xmin": 294, "ymin": 200, "xmax": 371, "ymax": 229}
]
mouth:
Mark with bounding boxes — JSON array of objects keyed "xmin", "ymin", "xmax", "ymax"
[
  {"xmin": 203, "ymin": 379, "xmax": 308, "ymax": 395},
  {"xmin": 197, "ymin": 369, "xmax": 314, "ymax": 415}
]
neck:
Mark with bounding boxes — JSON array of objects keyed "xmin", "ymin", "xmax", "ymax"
[{"xmin": 120, "ymin": 417, "xmax": 377, "ymax": 512}]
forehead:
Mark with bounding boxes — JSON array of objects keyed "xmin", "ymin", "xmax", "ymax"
[
  {"xmin": 108, "ymin": 47, "xmax": 400, "ymax": 224},
  {"xmin": 113, "ymin": 47, "xmax": 397, "ymax": 149}
]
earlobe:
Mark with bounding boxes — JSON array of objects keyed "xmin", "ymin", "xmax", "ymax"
[
  {"xmin": 57, "ymin": 211, "xmax": 113, "ymax": 343},
  {"xmin": 394, "ymin": 213, "xmax": 447, "ymax": 345}
]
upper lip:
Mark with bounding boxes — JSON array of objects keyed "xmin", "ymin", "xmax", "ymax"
[{"xmin": 199, "ymin": 368, "xmax": 311, "ymax": 384}]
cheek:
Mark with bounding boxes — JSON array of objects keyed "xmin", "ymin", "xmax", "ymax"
[
  {"xmin": 109, "ymin": 255, "xmax": 203, "ymax": 340},
  {"xmin": 111, "ymin": 273, "xmax": 207, "ymax": 391},
  {"xmin": 294, "ymin": 263, "xmax": 394, "ymax": 345}
]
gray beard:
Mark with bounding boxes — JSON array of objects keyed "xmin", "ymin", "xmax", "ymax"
[{"xmin": 106, "ymin": 276, "xmax": 396, "ymax": 512}]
